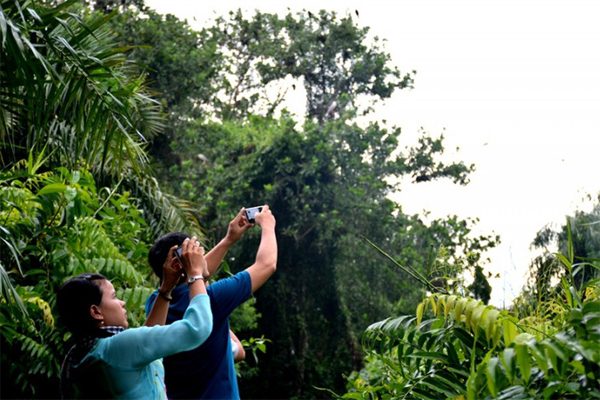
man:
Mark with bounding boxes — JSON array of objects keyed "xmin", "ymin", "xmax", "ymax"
[{"xmin": 145, "ymin": 206, "xmax": 277, "ymax": 399}]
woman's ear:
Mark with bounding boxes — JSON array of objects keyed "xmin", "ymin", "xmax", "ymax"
[{"xmin": 89, "ymin": 304, "xmax": 104, "ymax": 324}]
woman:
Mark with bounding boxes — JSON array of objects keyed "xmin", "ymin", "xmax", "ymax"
[{"xmin": 57, "ymin": 237, "xmax": 211, "ymax": 399}]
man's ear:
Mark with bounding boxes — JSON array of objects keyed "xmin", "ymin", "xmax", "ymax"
[{"xmin": 89, "ymin": 304, "xmax": 103, "ymax": 323}]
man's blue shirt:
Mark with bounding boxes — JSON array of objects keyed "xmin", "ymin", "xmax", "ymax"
[{"xmin": 145, "ymin": 271, "xmax": 252, "ymax": 399}]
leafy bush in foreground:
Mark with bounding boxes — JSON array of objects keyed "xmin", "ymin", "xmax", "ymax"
[{"xmin": 341, "ymin": 239, "xmax": 600, "ymax": 399}]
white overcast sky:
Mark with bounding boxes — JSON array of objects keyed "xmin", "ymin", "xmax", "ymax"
[{"xmin": 145, "ymin": 0, "xmax": 600, "ymax": 307}]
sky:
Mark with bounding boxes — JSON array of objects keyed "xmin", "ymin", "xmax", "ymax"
[{"xmin": 145, "ymin": 0, "xmax": 600, "ymax": 307}]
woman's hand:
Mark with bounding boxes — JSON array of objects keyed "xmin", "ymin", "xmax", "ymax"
[{"xmin": 180, "ymin": 236, "xmax": 207, "ymax": 278}]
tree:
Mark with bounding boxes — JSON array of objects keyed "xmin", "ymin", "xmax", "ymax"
[
  {"xmin": 85, "ymin": 0, "xmax": 145, "ymax": 14},
  {"xmin": 0, "ymin": 165, "xmax": 154, "ymax": 398},
  {"xmin": 174, "ymin": 113, "xmax": 495, "ymax": 398},
  {"xmin": 0, "ymin": 1, "xmax": 200, "ymax": 397},
  {"xmin": 109, "ymin": 8, "xmax": 222, "ymax": 169},
  {"xmin": 516, "ymin": 195, "xmax": 600, "ymax": 318},
  {"xmin": 108, "ymin": 7, "xmax": 499, "ymax": 397},
  {"xmin": 469, "ymin": 265, "xmax": 492, "ymax": 304},
  {"xmin": 276, "ymin": 10, "xmax": 414, "ymax": 123},
  {"xmin": 203, "ymin": 9, "xmax": 414, "ymax": 123}
]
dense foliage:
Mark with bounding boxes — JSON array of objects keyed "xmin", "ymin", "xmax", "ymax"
[
  {"xmin": 341, "ymin": 237, "xmax": 600, "ymax": 399},
  {"xmin": 521, "ymin": 196, "xmax": 600, "ymax": 306},
  {"xmin": 109, "ymin": 8, "xmax": 499, "ymax": 398},
  {"xmin": 0, "ymin": 0, "xmax": 200, "ymax": 397},
  {"xmin": 85, "ymin": 4, "xmax": 497, "ymax": 398},
  {"xmin": 3, "ymin": 1, "xmax": 564, "ymax": 399}
]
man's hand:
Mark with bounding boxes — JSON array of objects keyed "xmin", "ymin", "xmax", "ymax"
[
  {"xmin": 225, "ymin": 208, "xmax": 253, "ymax": 244},
  {"xmin": 160, "ymin": 246, "xmax": 184, "ymax": 293},
  {"xmin": 254, "ymin": 205, "xmax": 275, "ymax": 230},
  {"xmin": 246, "ymin": 205, "xmax": 277, "ymax": 293}
]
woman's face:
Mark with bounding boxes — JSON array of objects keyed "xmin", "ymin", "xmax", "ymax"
[{"xmin": 97, "ymin": 279, "xmax": 128, "ymax": 328}]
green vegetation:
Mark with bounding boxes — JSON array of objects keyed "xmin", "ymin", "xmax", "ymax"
[
  {"xmin": 1, "ymin": 1, "xmax": 597, "ymax": 399},
  {"xmin": 340, "ymin": 233, "xmax": 600, "ymax": 399},
  {"xmin": 122, "ymin": 9, "xmax": 497, "ymax": 397},
  {"xmin": 0, "ymin": 0, "xmax": 199, "ymax": 396}
]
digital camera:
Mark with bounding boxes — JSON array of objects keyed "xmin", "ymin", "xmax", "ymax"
[
  {"xmin": 245, "ymin": 206, "xmax": 263, "ymax": 223},
  {"xmin": 174, "ymin": 245, "xmax": 183, "ymax": 260}
]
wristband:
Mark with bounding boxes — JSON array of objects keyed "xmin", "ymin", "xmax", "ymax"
[
  {"xmin": 158, "ymin": 290, "xmax": 173, "ymax": 302},
  {"xmin": 187, "ymin": 275, "xmax": 205, "ymax": 285}
]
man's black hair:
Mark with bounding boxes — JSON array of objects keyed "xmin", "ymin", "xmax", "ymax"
[
  {"xmin": 57, "ymin": 273, "xmax": 106, "ymax": 337},
  {"xmin": 148, "ymin": 232, "xmax": 189, "ymax": 281}
]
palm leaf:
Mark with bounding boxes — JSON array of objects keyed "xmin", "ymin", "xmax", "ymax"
[{"xmin": 0, "ymin": 226, "xmax": 27, "ymax": 316}]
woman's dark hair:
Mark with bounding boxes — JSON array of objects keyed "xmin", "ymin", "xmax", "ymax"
[
  {"xmin": 148, "ymin": 232, "xmax": 188, "ymax": 281},
  {"xmin": 57, "ymin": 273, "xmax": 106, "ymax": 337}
]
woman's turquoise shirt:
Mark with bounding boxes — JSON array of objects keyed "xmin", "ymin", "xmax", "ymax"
[{"xmin": 77, "ymin": 294, "xmax": 212, "ymax": 399}]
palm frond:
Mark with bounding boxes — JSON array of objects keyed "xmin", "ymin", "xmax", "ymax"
[
  {"xmin": 128, "ymin": 176, "xmax": 205, "ymax": 241},
  {"xmin": 1, "ymin": 0, "xmax": 161, "ymax": 179},
  {"xmin": 0, "ymin": 226, "xmax": 27, "ymax": 316}
]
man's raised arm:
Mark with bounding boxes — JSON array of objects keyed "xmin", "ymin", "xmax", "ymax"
[
  {"xmin": 245, "ymin": 205, "xmax": 277, "ymax": 293},
  {"xmin": 204, "ymin": 208, "xmax": 252, "ymax": 277}
]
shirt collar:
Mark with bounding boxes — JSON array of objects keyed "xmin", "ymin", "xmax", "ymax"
[{"xmin": 99, "ymin": 326, "xmax": 125, "ymax": 336}]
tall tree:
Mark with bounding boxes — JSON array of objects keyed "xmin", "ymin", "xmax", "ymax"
[
  {"xmin": 109, "ymin": 7, "xmax": 498, "ymax": 398},
  {"xmin": 176, "ymin": 114, "xmax": 494, "ymax": 398},
  {"xmin": 199, "ymin": 9, "xmax": 414, "ymax": 123},
  {"xmin": 109, "ymin": 8, "xmax": 222, "ymax": 169}
]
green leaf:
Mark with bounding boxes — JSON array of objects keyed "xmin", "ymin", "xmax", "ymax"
[
  {"xmin": 37, "ymin": 183, "xmax": 67, "ymax": 195},
  {"xmin": 566, "ymin": 218, "xmax": 574, "ymax": 264},
  {"xmin": 483, "ymin": 308, "xmax": 499, "ymax": 342},
  {"xmin": 444, "ymin": 295, "xmax": 457, "ymax": 317},
  {"xmin": 485, "ymin": 357, "xmax": 498, "ymax": 397},
  {"xmin": 582, "ymin": 301, "xmax": 600, "ymax": 314},
  {"xmin": 26, "ymin": 8, "xmax": 43, "ymax": 23},
  {"xmin": 433, "ymin": 370, "xmax": 465, "ymax": 393},
  {"xmin": 418, "ymin": 377, "xmax": 457, "ymax": 398},
  {"xmin": 466, "ymin": 372, "xmax": 478, "ymax": 400},
  {"xmin": 496, "ymin": 385, "xmax": 527, "ymax": 400},
  {"xmin": 502, "ymin": 317, "xmax": 518, "ymax": 345},
  {"xmin": 527, "ymin": 342, "xmax": 548, "ymax": 374},
  {"xmin": 561, "ymin": 276, "xmax": 574, "ymax": 307},
  {"xmin": 429, "ymin": 296, "xmax": 438, "ymax": 316},
  {"xmin": 408, "ymin": 351, "xmax": 448, "ymax": 362},
  {"xmin": 0, "ymin": 13, "xmax": 7, "ymax": 45},
  {"xmin": 341, "ymin": 392, "xmax": 363, "ymax": 399},
  {"xmin": 416, "ymin": 302, "xmax": 424, "ymax": 325},
  {"xmin": 453, "ymin": 327, "xmax": 475, "ymax": 349},
  {"xmin": 555, "ymin": 253, "xmax": 572, "ymax": 270},
  {"xmin": 464, "ymin": 299, "xmax": 478, "ymax": 328},
  {"xmin": 515, "ymin": 344, "xmax": 530, "ymax": 383},
  {"xmin": 469, "ymin": 304, "xmax": 485, "ymax": 333},
  {"xmin": 543, "ymin": 341, "xmax": 566, "ymax": 371},
  {"xmin": 9, "ymin": 21, "xmax": 25, "ymax": 52},
  {"xmin": 445, "ymin": 341, "xmax": 461, "ymax": 366},
  {"xmin": 454, "ymin": 298, "xmax": 468, "ymax": 322},
  {"xmin": 500, "ymin": 347, "xmax": 515, "ymax": 381}
]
